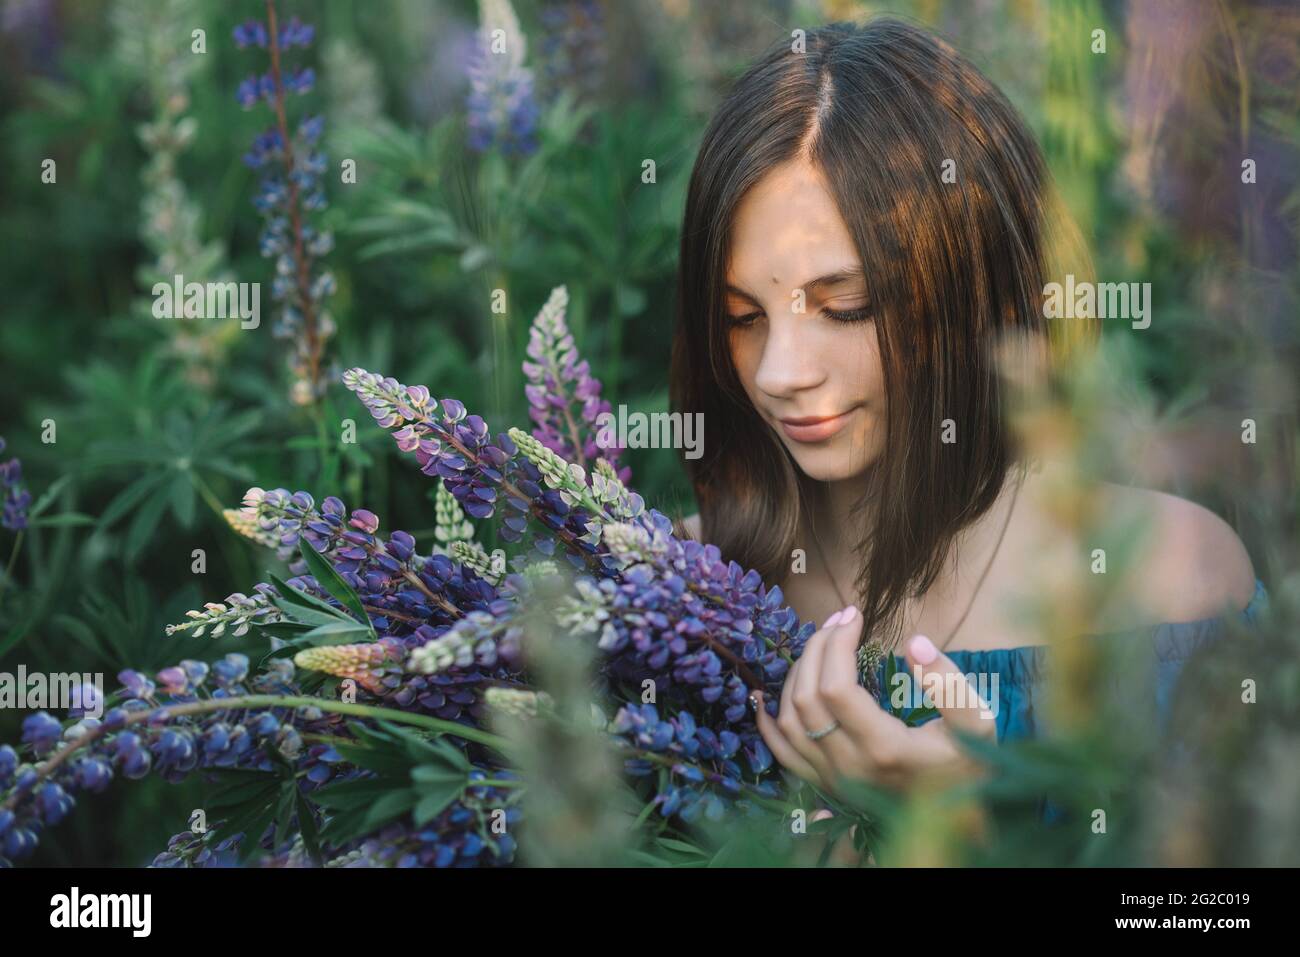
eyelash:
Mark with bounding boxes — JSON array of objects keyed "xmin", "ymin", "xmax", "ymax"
[{"xmin": 726, "ymin": 307, "xmax": 873, "ymax": 328}]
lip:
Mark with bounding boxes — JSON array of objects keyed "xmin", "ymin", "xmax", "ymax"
[{"xmin": 778, "ymin": 408, "xmax": 856, "ymax": 443}]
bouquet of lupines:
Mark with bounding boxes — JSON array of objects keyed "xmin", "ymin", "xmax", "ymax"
[{"xmin": 0, "ymin": 287, "xmax": 827, "ymax": 867}]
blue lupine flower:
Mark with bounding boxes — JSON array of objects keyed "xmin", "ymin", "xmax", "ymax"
[
  {"xmin": 0, "ymin": 437, "xmax": 33, "ymax": 532},
  {"xmin": 465, "ymin": 0, "xmax": 540, "ymax": 156},
  {"xmin": 21, "ymin": 713, "xmax": 62, "ymax": 757},
  {"xmin": 232, "ymin": 19, "xmax": 267, "ymax": 48}
]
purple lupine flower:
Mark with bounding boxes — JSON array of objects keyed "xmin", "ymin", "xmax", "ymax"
[
  {"xmin": 537, "ymin": 0, "xmax": 608, "ymax": 107},
  {"xmin": 277, "ymin": 16, "xmax": 314, "ymax": 50},
  {"xmin": 522, "ymin": 286, "xmax": 630, "ymax": 481},
  {"xmin": 232, "ymin": 3, "xmax": 334, "ymax": 405},
  {"xmin": 232, "ymin": 19, "xmax": 268, "ymax": 49},
  {"xmin": 21, "ymin": 713, "xmax": 62, "ymax": 757},
  {"xmin": 0, "ymin": 745, "xmax": 17, "ymax": 787},
  {"xmin": 0, "ymin": 437, "xmax": 33, "ymax": 532},
  {"xmin": 465, "ymin": 0, "xmax": 540, "ymax": 156},
  {"xmin": 151, "ymin": 830, "xmax": 242, "ymax": 868}
]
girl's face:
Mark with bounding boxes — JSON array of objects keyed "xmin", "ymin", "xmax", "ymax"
[{"xmin": 725, "ymin": 157, "xmax": 886, "ymax": 483}]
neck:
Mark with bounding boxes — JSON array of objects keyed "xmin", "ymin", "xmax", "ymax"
[
  {"xmin": 804, "ymin": 464, "xmax": 1024, "ymax": 607},
  {"xmin": 803, "ymin": 471, "xmax": 873, "ymax": 596}
]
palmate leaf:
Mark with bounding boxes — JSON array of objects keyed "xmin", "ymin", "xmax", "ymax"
[
  {"xmin": 310, "ymin": 722, "xmax": 476, "ymax": 845},
  {"xmin": 101, "ymin": 471, "xmax": 169, "ymax": 527},
  {"xmin": 206, "ymin": 768, "xmax": 289, "ymax": 866},
  {"xmin": 207, "ymin": 747, "xmax": 324, "ymax": 867}
]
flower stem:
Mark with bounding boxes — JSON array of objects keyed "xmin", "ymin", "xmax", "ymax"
[
  {"xmin": 2, "ymin": 694, "xmax": 510, "ymax": 813},
  {"xmin": 0, "ymin": 529, "xmax": 25, "ymax": 613}
]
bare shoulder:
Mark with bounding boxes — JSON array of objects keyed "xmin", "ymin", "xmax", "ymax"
[
  {"xmin": 678, "ymin": 512, "xmax": 702, "ymax": 541},
  {"xmin": 1101, "ymin": 483, "xmax": 1257, "ymax": 623}
]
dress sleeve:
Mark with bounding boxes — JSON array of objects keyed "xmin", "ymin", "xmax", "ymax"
[{"xmin": 1151, "ymin": 577, "xmax": 1268, "ymax": 737}]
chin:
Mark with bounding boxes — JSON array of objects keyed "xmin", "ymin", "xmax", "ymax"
[{"xmin": 780, "ymin": 437, "xmax": 880, "ymax": 482}]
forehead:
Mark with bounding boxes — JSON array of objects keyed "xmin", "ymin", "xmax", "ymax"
[{"xmin": 726, "ymin": 157, "xmax": 860, "ymax": 289}]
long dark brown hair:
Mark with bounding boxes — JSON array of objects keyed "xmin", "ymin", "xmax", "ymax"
[{"xmin": 669, "ymin": 17, "xmax": 1091, "ymax": 651}]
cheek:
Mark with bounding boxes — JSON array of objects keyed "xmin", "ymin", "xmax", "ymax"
[
  {"xmin": 727, "ymin": 328, "xmax": 762, "ymax": 394},
  {"xmin": 832, "ymin": 322, "xmax": 885, "ymax": 403}
]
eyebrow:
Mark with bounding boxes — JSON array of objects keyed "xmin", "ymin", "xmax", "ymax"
[{"xmin": 725, "ymin": 266, "xmax": 866, "ymax": 303}]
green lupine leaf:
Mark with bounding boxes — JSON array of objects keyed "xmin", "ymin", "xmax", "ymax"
[
  {"xmin": 295, "ymin": 791, "xmax": 323, "ymax": 865},
  {"xmin": 101, "ymin": 471, "xmax": 168, "ymax": 527},
  {"xmin": 25, "ymin": 473, "xmax": 72, "ymax": 520},
  {"xmin": 267, "ymin": 571, "xmax": 355, "ymax": 628},
  {"xmin": 29, "ymin": 512, "xmax": 96, "ymax": 528},
  {"xmin": 124, "ymin": 485, "xmax": 171, "ymax": 563},
  {"xmin": 169, "ymin": 474, "xmax": 196, "ymax": 527},
  {"xmin": 297, "ymin": 537, "xmax": 374, "ymax": 636}
]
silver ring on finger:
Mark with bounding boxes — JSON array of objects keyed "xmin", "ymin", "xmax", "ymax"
[{"xmin": 806, "ymin": 720, "xmax": 841, "ymax": 741}]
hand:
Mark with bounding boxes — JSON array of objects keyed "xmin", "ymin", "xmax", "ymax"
[{"xmin": 752, "ymin": 605, "xmax": 997, "ymax": 795}]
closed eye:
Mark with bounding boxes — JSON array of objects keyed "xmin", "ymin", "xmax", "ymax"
[
  {"xmin": 727, "ymin": 306, "xmax": 873, "ymax": 327},
  {"xmin": 824, "ymin": 306, "xmax": 873, "ymax": 324}
]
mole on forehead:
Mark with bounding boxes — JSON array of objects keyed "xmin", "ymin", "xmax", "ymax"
[{"xmin": 730, "ymin": 268, "xmax": 865, "ymax": 291}]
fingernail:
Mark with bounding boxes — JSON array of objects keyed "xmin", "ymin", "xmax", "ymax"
[
  {"xmin": 823, "ymin": 609, "xmax": 844, "ymax": 628},
  {"xmin": 909, "ymin": 633, "xmax": 938, "ymax": 665},
  {"xmin": 748, "ymin": 692, "xmax": 761, "ymax": 713},
  {"xmin": 839, "ymin": 605, "xmax": 857, "ymax": 624}
]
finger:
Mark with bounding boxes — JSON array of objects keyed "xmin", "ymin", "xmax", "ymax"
[
  {"xmin": 791, "ymin": 619, "xmax": 836, "ymax": 728},
  {"xmin": 809, "ymin": 612, "xmax": 912, "ymax": 783},
  {"xmin": 903, "ymin": 634, "xmax": 998, "ymax": 740},
  {"xmin": 785, "ymin": 614, "xmax": 855, "ymax": 778},
  {"xmin": 797, "ymin": 607, "xmax": 884, "ymax": 775},
  {"xmin": 818, "ymin": 609, "xmax": 902, "ymax": 741},
  {"xmin": 904, "ymin": 718, "xmax": 993, "ymax": 784},
  {"xmin": 777, "ymin": 657, "xmax": 837, "ymax": 784},
  {"xmin": 752, "ymin": 690, "xmax": 822, "ymax": 784},
  {"xmin": 781, "ymin": 606, "xmax": 842, "ymax": 720}
]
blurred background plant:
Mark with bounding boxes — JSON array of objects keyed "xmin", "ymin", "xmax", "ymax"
[{"xmin": 0, "ymin": 0, "xmax": 1295, "ymax": 866}]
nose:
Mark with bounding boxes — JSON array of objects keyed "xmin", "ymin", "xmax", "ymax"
[{"xmin": 752, "ymin": 310, "xmax": 826, "ymax": 400}]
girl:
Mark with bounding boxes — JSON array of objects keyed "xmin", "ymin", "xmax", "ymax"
[{"xmin": 668, "ymin": 18, "xmax": 1264, "ymax": 800}]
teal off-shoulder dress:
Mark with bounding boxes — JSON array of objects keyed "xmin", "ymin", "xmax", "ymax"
[{"xmin": 868, "ymin": 579, "xmax": 1269, "ymax": 821}]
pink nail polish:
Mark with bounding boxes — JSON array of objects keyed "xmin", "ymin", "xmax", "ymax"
[
  {"xmin": 838, "ymin": 605, "xmax": 857, "ymax": 624},
  {"xmin": 823, "ymin": 609, "xmax": 844, "ymax": 628},
  {"xmin": 909, "ymin": 634, "xmax": 938, "ymax": 665}
]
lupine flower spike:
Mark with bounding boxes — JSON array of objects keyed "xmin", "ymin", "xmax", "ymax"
[
  {"xmin": 0, "ymin": 437, "xmax": 32, "ymax": 532},
  {"xmin": 234, "ymin": 4, "xmax": 334, "ymax": 404},
  {"xmin": 466, "ymin": 0, "xmax": 540, "ymax": 155},
  {"xmin": 523, "ymin": 285, "xmax": 630, "ymax": 481}
]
